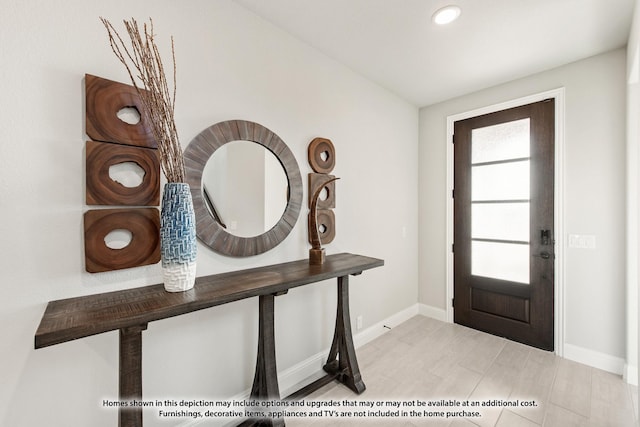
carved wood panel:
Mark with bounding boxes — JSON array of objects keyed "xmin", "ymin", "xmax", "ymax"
[
  {"xmin": 308, "ymin": 138, "xmax": 337, "ymax": 249},
  {"xmin": 86, "ymin": 140, "xmax": 160, "ymax": 206},
  {"xmin": 84, "ymin": 208, "xmax": 160, "ymax": 273},
  {"xmin": 84, "ymin": 74, "xmax": 161, "ymax": 273},
  {"xmin": 85, "ymin": 74, "xmax": 156, "ymax": 148}
]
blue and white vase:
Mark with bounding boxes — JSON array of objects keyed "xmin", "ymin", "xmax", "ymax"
[{"xmin": 160, "ymin": 182, "xmax": 197, "ymax": 292}]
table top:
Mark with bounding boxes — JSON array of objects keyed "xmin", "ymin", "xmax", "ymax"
[{"xmin": 35, "ymin": 253, "xmax": 383, "ymax": 349}]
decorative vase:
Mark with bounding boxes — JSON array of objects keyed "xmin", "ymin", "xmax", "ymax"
[{"xmin": 160, "ymin": 182, "xmax": 197, "ymax": 292}]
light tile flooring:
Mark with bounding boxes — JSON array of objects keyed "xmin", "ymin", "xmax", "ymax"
[{"xmin": 289, "ymin": 315, "xmax": 638, "ymax": 426}]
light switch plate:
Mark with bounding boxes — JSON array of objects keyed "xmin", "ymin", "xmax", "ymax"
[{"xmin": 568, "ymin": 234, "xmax": 596, "ymax": 249}]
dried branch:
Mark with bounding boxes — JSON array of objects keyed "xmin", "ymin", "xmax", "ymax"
[{"xmin": 100, "ymin": 17, "xmax": 185, "ymax": 183}]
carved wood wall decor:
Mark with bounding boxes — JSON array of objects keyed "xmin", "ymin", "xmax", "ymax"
[
  {"xmin": 307, "ymin": 137, "xmax": 338, "ymax": 264},
  {"xmin": 308, "ymin": 137, "xmax": 335, "ymax": 174},
  {"xmin": 309, "ymin": 176, "xmax": 339, "ymax": 265},
  {"xmin": 84, "ymin": 74, "xmax": 161, "ymax": 273},
  {"xmin": 84, "ymin": 208, "xmax": 160, "ymax": 273},
  {"xmin": 86, "ymin": 140, "xmax": 160, "ymax": 206},
  {"xmin": 308, "ymin": 173, "xmax": 336, "ymax": 209},
  {"xmin": 85, "ymin": 74, "xmax": 156, "ymax": 148},
  {"xmin": 308, "ymin": 209, "xmax": 335, "ymax": 245}
]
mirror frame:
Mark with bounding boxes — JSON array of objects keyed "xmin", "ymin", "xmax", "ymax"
[{"xmin": 184, "ymin": 120, "xmax": 303, "ymax": 257}]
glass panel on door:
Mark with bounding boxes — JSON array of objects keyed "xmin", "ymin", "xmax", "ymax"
[
  {"xmin": 471, "ymin": 118, "xmax": 530, "ymax": 163},
  {"xmin": 472, "ymin": 241, "xmax": 529, "ymax": 283},
  {"xmin": 470, "ymin": 119, "xmax": 531, "ymax": 284},
  {"xmin": 472, "ymin": 202, "xmax": 529, "ymax": 241},
  {"xmin": 471, "ymin": 161, "xmax": 530, "ymax": 201}
]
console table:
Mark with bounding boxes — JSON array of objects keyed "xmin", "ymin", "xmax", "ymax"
[{"xmin": 35, "ymin": 253, "xmax": 384, "ymax": 427}]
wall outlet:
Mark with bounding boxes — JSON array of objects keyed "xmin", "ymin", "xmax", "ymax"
[{"xmin": 356, "ymin": 315, "xmax": 363, "ymax": 330}]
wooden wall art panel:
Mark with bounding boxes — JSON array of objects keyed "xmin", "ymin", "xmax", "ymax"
[
  {"xmin": 308, "ymin": 173, "xmax": 336, "ymax": 209},
  {"xmin": 307, "ymin": 137, "xmax": 338, "ymax": 264},
  {"xmin": 84, "ymin": 208, "xmax": 160, "ymax": 273},
  {"xmin": 308, "ymin": 137, "xmax": 335, "ymax": 174},
  {"xmin": 86, "ymin": 140, "xmax": 160, "ymax": 206},
  {"xmin": 85, "ymin": 74, "xmax": 156, "ymax": 148},
  {"xmin": 308, "ymin": 209, "xmax": 335, "ymax": 245}
]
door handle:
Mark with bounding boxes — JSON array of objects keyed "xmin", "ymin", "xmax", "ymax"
[{"xmin": 535, "ymin": 251, "xmax": 552, "ymax": 260}]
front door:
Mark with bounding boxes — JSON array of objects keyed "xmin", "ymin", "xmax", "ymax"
[{"xmin": 453, "ymin": 99, "xmax": 555, "ymax": 350}]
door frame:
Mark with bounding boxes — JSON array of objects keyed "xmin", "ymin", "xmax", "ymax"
[{"xmin": 445, "ymin": 88, "xmax": 566, "ymax": 356}]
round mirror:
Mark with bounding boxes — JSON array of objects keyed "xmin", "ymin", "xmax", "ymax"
[
  {"xmin": 202, "ymin": 140, "xmax": 288, "ymax": 238},
  {"xmin": 184, "ymin": 120, "xmax": 303, "ymax": 257}
]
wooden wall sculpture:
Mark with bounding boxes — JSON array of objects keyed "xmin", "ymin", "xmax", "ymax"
[
  {"xmin": 85, "ymin": 74, "xmax": 156, "ymax": 148},
  {"xmin": 308, "ymin": 137, "xmax": 335, "ymax": 174},
  {"xmin": 308, "ymin": 137, "xmax": 337, "ymax": 256},
  {"xmin": 83, "ymin": 74, "xmax": 161, "ymax": 273},
  {"xmin": 85, "ymin": 140, "xmax": 160, "ymax": 206},
  {"xmin": 84, "ymin": 209, "xmax": 160, "ymax": 272}
]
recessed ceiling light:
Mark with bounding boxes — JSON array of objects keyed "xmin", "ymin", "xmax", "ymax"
[{"xmin": 432, "ymin": 5, "xmax": 461, "ymax": 25}]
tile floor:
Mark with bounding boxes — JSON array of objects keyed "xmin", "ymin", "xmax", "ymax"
[{"xmin": 289, "ymin": 315, "xmax": 638, "ymax": 426}]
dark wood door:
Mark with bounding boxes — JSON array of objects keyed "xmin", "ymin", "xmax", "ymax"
[{"xmin": 453, "ymin": 99, "xmax": 555, "ymax": 350}]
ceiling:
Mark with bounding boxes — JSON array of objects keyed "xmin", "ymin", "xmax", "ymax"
[{"xmin": 234, "ymin": 0, "xmax": 636, "ymax": 107}]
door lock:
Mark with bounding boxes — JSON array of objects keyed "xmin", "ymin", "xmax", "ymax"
[{"xmin": 540, "ymin": 229, "xmax": 552, "ymax": 245}]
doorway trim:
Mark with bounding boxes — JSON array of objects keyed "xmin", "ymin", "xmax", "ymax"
[{"xmin": 445, "ymin": 88, "xmax": 566, "ymax": 356}]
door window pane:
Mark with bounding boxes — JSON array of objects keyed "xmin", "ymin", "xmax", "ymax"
[
  {"xmin": 472, "ymin": 202, "xmax": 530, "ymax": 242},
  {"xmin": 472, "ymin": 118, "xmax": 530, "ymax": 164},
  {"xmin": 472, "ymin": 161, "xmax": 530, "ymax": 201},
  {"xmin": 472, "ymin": 241, "xmax": 529, "ymax": 284}
]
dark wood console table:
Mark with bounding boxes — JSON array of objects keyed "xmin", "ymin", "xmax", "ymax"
[{"xmin": 35, "ymin": 253, "xmax": 383, "ymax": 427}]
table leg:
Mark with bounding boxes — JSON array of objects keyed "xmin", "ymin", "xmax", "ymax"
[
  {"xmin": 247, "ymin": 294, "xmax": 284, "ymax": 427},
  {"xmin": 323, "ymin": 275, "xmax": 365, "ymax": 394},
  {"xmin": 119, "ymin": 324, "xmax": 147, "ymax": 427}
]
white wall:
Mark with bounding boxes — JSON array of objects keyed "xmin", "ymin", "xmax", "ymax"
[
  {"xmin": 627, "ymin": 0, "xmax": 640, "ymax": 388},
  {"xmin": 0, "ymin": 1, "xmax": 418, "ymax": 426},
  {"xmin": 419, "ymin": 49, "xmax": 627, "ymax": 366}
]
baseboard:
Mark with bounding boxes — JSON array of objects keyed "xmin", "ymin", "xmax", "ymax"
[
  {"xmin": 564, "ymin": 343, "xmax": 626, "ymax": 376},
  {"xmin": 352, "ymin": 303, "xmax": 419, "ymax": 348},
  {"xmin": 418, "ymin": 303, "xmax": 448, "ymax": 322},
  {"xmin": 624, "ymin": 363, "xmax": 639, "ymax": 386}
]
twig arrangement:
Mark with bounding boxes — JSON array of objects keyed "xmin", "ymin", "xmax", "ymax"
[{"xmin": 100, "ymin": 17, "xmax": 185, "ymax": 183}]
